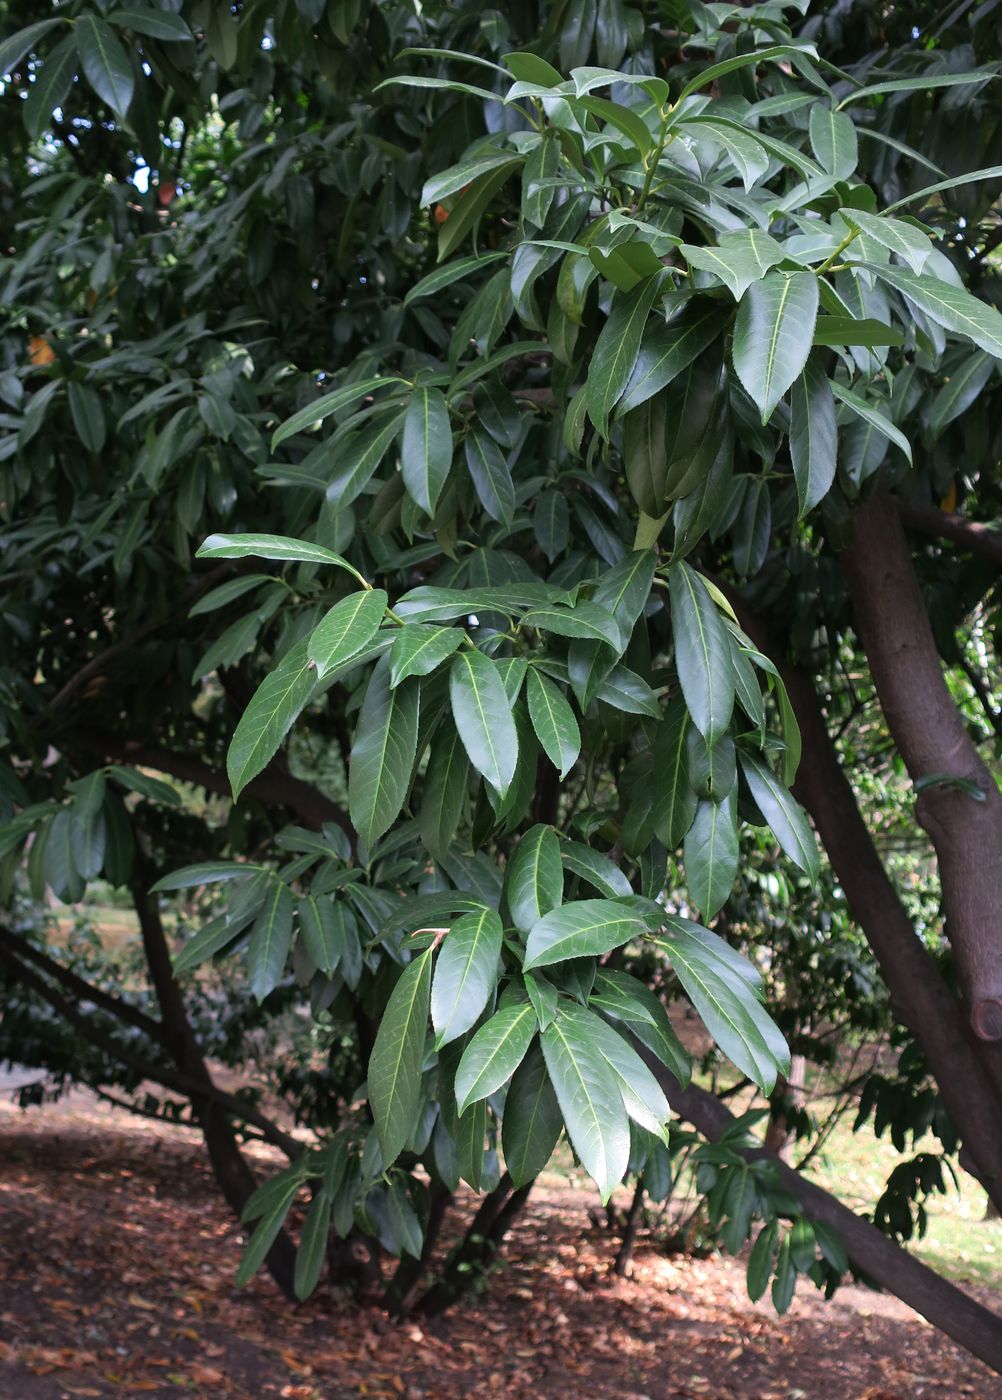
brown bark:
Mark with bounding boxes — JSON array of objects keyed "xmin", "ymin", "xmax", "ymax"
[
  {"xmin": 647, "ymin": 1060, "xmax": 1002, "ymax": 1375},
  {"xmin": 730, "ymin": 592, "xmax": 1002, "ymax": 1211},
  {"xmin": 842, "ymin": 492, "xmax": 1002, "ymax": 1039}
]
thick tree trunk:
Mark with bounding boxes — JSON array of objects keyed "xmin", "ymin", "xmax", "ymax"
[
  {"xmin": 130, "ymin": 861, "xmax": 299, "ymax": 1297},
  {"xmin": 842, "ymin": 491, "xmax": 1002, "ymax": 1040},
  {"xmin": 732, "ymin": 596, "xmax": 1002, "ymax": 1210},
  {"xmin": 645, "ymin": 1059, "xmax": 1002, "ymax": 1376}
]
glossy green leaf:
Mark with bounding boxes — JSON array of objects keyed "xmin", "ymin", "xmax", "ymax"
[
  {"xmin": 523, "ymin": 898, "xmax": 646, "ymax": 971},
  {"xmin": 521, "ymin": 601, "xmax": 622, "ymax": 650},
  {"xmin": 829, "ymin": 381, "xmax": 912, "ymax": 464},
  {"xmin": 325, "ymin": 411, "xmax": 405, "ymax": 509},
  {"xmin": 449, "ymin": 650, "xmax": 518, "ymax": 796},
  {"xmin": 454, "ymin": 1003, "xmax": 536, "ymax": 1114},
  {"xmin": 227, "ymin": 641, "xmax": 317, "ymax": 801},
  {"xmin": 541, "ymin": 1007, "xmax": 630, "ymax": 1202},
  {"xmin": 402, "ymin": 386, "xmax": 452, "ymax": 514},
  {"xmin": 76, "ymin": 15, "xmax": 134, "ymax": 118},
  {"xmin": 684, "ymin": 791, "xmax": 739, "ymax": 920},
  {"xmin": 619, "ymin": 303, "xmax": 722, "ymax": 415},
  {"xmin": 681, "ymin": 230, "xmax": 786, "ymax": 302},
  {"xmin": 732, "ymin": 271, "xmax": 819, "ymax": 423},
  {"xmin": 526, "ymin": 669, "xmax": 580, "ymax": 778},
  {"xmin": 502, "ymin": 1042, "xmax": 563, "ymax": 1187},
  {"xmin": 558, "ymin": 840, "xmax": 633, "ymax": 898},
  {"xmin": 109, "ymin": 8, "xmax": 193, "ymax": 40},
  {"xmin": 389, "ymin": 624, "xmax": 464, "ymax": 686},
  {"xmin": 649, "ymin": 696, "xmax": 698, "ymax": 849},
  {"xmin": 587, "ymin": 274, "xmax": 666, "ymax": 438},
  {"xmin": 368, "ymin": 948, "xmax": 433, "ymax": 1167},
  {"xmin": 438, "ymin": 160, "xmax": 522, "ymax": 261},
  {"xmin": 272, "ymin": 376, "xmax": 405, "ymax": 450},
  {"xmin": 348, "ymin": 655, "xmax": 420, "ymax": 847},
  {"xmin": 419, "ymin": 725, "xmax": 469, "ymax": 860},
  {"xmin": 659, "ymin": 923, "xmax": 789, "ymax": 1092},
  {"xmin": 808, "ymin": 104, "xmax": 858, "ymax": 178},
  {"xmin": 309, "ymin": 590, "xmax": 387, "ymax": 679},
  {"xmin": 668, "ymin": 561, "xmax": 734, "ymax": 744},
  {"xmin": 24, "ymin": 35, "xmax": 78, "ymax": 140},
  {"xmin": 431, "ymin": 907, "xmax": 503, "ymax": 1047},
  {"xmin": 740, "ymin": 753, "xmax": 820, "ymax": 879},
  {"xmin": 867, "ymin": 263, "xmax": 1002, "ymax": 359},
  {"xmin": 247, "ymin": 879, "xmax": 294, "ymax": 1001},
  {"xmin": 464, "ymin": 426, "xmax": 515, "ymax": 526},
  {"xmin": 507, "ymin": 824, "xmax": 563, "ymax": 934},
  {"xmin": 294, "ymin": 1187, "xmax": 332, "ymax": 1301},
  {"xmin": 569, "ymin": 1004, "xmax": 671, "ymax": 1137},
  {"xmin": 298, "ymin": 895, "xmax": 341, "ymax": 975},
  {"xmin": 151, "ymin": 861, "xmax": 264, "ymax": 892},
  {"xmin": 790, "ymin": 357, "xmax": 838, "ymax": 517},
  {"xmin": 197, "ymin": 532, "xmax": 367, "ymax": 585},
  {"xmin": 0, "ymin": 19, "xmax": 62, "ymax": 78},
  {"xmin": 590, "ymin": 969, "xmax": 690, "ymax": 1086}
]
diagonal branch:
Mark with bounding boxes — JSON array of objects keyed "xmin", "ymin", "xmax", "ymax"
[
  {"xmin": 0, "ymin": 927, "xmax": 164, "ymax": 1043},
  {"xmin": 896, "ymin": 498, "xmax": 1002, "ymax": 569},
  {"xmin": 647, "ymin": 1056, "xmax": 1002, "ymax": 1376}
]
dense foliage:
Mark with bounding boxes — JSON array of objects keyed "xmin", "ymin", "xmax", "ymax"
[{"xmin": 1, "ymin": 0, "xmax": 1000, "ymax": 1359}]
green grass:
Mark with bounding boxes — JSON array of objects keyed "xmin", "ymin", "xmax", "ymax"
[{"xmin": 804, "ymin": 1112, "xmax": 1001, "ymax": 1288}]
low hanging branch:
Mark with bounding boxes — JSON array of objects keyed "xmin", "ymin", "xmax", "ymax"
[
  {"xmin": 650, "ymin": 1062, "xmax": 1002, "ymax": 1376},
  {"xmin": 896, "ymin": 498, "xmax": 1002, "ymax": 570}
]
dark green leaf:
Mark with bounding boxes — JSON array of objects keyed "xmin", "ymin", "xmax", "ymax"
[
  {"xmin": 402, "ymin": 386, "xmax": 453, "ymax": 514},
  {"xmin": 732, "ymin": 272, "xmax": 819, "ymax": 424},
  {"xmin": 389, "ymin": 624, "xmax": 464, "ymax": 686},
  {"xmin": 431, "ymin": 906, "xmax": 503, "ymax": 1047},
  {"xmin": 541, "ymin": 1007, "xmax": 630, "ymax": 1202},
  {"xmin": 227, "ymin": 641, "xmax": 317, "ymax": 801},
  {"xmin": 668, "ymin": 561, "xmax": 734, "ymax": 744},
  {"xmin": 507, "ymin": 824, "xmax": 563, "ymax": 934},
  {"xmin": 309, "ymin": 590, "xmax": 388, "ymax": 679},
  {"xmin": 455, "ymin": 1004, "xmax": 536, "ymax": 1113},
  {"xmin": 76, "ymin": 15, "xmax": 134, "ymax": 119},
  {"xmin": 449, "ymin": 650, "xmax": 519, "ymax": 796},
  {"xmin": 502, "ymin": 1042, "xmax": 562, "ymax": 1186},
  {"xmin": 790, "ymin": 358, "xmax": 837, "ymax": 517},
  {"xmin": 683, "ymin": 792, "xmax": 739, "ymax": 920},
  {"xmin": 348, "ymin": 655, "xmax": 420, "ymax": 848},
  {"xmin": 247, "ymin": 879, "xmax": 294, "ymax": 1001},
  {"xmin": 368, "ymin": 948, "xmax": 433, "ymax": 1167},
  {"xmin": 523, "ymin": 898, "xmax": 646, "ymax": 970}
]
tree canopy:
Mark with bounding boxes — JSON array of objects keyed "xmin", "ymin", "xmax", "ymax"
[{"xmin": 1, "ymin": 0, "xmax": 1000, "ymax": 1373}]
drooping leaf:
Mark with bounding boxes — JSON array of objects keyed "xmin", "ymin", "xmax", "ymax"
[
  {"xmin": 507, "ymin": 824, "xmax": 563, "ymax": 934},
  {"xmin": 526, "ymin": 669, "xmax": 581, "ymax": 778},
  {"xmin": 740, "ymin": 753, "xmax": 820, "ymax": 880},
  {"xmin": 368, "ymin": 948, "xmax": 433, "ymax": 1168},
  {"xmin": 502, "ymin": 1042, "xmax": 563, "ymax": 1186},
  {"xmin": 227, "ymin": 641, "xmax": 317, "ymax": 801},
  {"xmin": 348, "ymin": 655, "xmax": 420, "ymax": 848},
  {"xmin": 541, "ymin": 1007, "xmax": 630, "ymax": 1202},
  {"xmin": 247, "ymin": 878, "xmax": 294, "ymax": 1002},
  {"xmin": 419, "ymin": 725, "xmax": 469, "ymax": 860},
  {"xmin": 76, "ymin": 15, "xmax": 134, "ymax": 119},
  {"xmin": 790, "ymin": 358, "xmax": 837, "ymax": 517},
  {"xmin": 454, "ymin": 1003, "xmax": 536, "ymax": 1113},
  {"xmin": 449, "ymin": 649, "xmax": 519, "ymax": 796},
  {"xmin": 668, "ymin": 562, "xmax": 734, "ymax": 744},
  {"xmin": 431, "ymin": 906, "xmax": 503, "ymax": 1047},
  {"xmin": 732, "ymin": 272, "xmax": 819, "ymax": 423},
  {"xmin": 401, "ymin": 386, "xmax": 453, "ymax": 513},
  {"xmin": 587, "ymin": 274, "xmax": 666, "ymax": 438}
]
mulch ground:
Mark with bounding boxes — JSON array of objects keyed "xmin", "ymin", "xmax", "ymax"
[{"xmin": 0, "ymin": 1092, "xmax": 1000, "ymax": 1400}]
